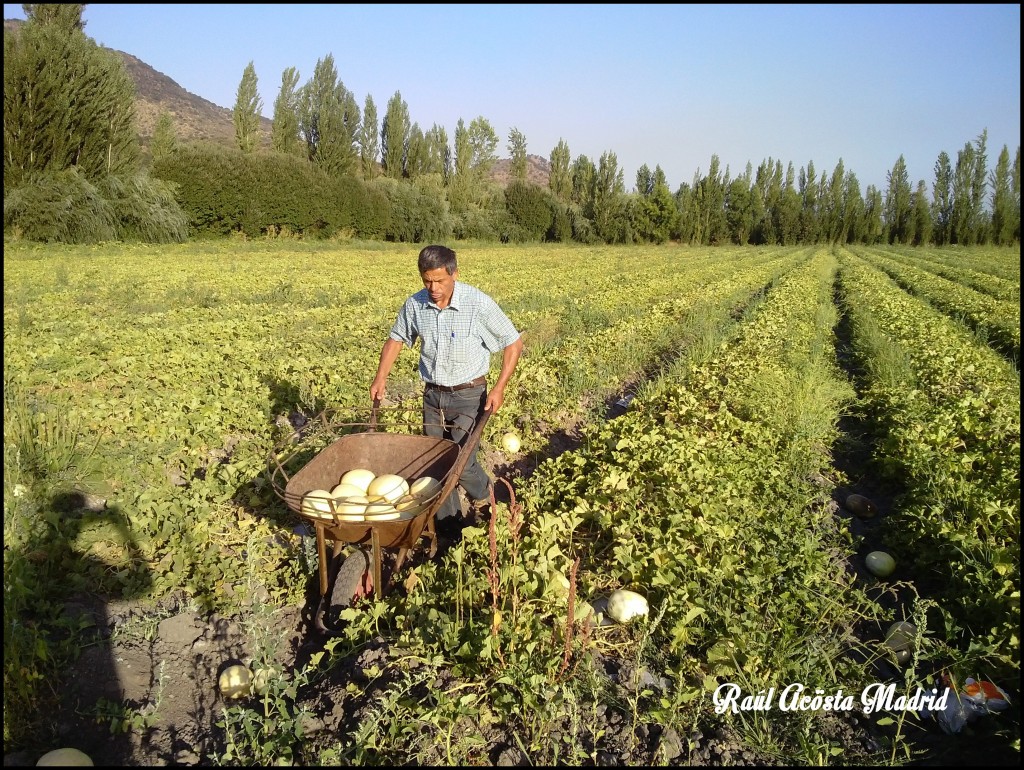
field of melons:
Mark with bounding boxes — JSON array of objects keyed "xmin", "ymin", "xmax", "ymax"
[{"xmin": 3, "ymin": 239, "xmax": 1019, "ymax": 764}]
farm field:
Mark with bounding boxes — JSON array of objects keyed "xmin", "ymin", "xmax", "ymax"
[{"xmin": 3, "ymin": 240, "xmax": 1020, "ymax": 766}]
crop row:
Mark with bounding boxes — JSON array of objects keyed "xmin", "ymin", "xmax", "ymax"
[
  {"xmin": 875, "ymin": 245, "xmax": 1020, "ymax": 304},
  {"xmin": 477, "ymin": 248, "xmax": 883, "ymax": 759},
  {"xmin": 850, "ymin": 247, "xmax": 1020, "ymax": 362},
  {"xmin": 836, "ymin": 249, "xmax": 1020, "ymax": 682},
  {"xmin": 897, "ymin": 245, "xmax": 1020, "ymax": 285}
]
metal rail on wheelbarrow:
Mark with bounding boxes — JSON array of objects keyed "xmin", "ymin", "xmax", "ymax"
[{"xmin": 268, "ymin": 400, "xmax": 489, "ymax": 630}]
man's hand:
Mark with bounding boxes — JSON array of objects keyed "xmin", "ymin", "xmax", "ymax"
[
  {"xmin": 484, "ymin": 385, "xmax": 505, "ymax": 413},
  {"xmin": 370, "ymin": 339, "xmax": 404, "ymax": 403},
  {"xmin": 370, "ymin": 378, "xmax": 387, "ymax": 403}
]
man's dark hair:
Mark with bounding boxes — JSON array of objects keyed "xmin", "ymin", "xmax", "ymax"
[{"xmin": 418, "ymin": 245, "xmax": 458, "ymax": 275}]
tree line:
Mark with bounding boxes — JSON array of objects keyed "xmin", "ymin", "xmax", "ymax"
[{"xmin": 4, "ymin": 4, "xmax": 1020, "ymax": 247}]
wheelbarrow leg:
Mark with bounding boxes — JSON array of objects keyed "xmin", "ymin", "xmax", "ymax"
[
  {"xmin": 314, "ymin": 526, "xmax": 346, "ymax": 634},
  {"xmin": 371, "ymin": 527, "xmax": 383, "ymax": 600}
]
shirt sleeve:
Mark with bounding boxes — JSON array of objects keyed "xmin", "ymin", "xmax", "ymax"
[
  {"xmin": 389, "ymin": 298, "xmax": 418, "ymax": 347},
  {"xmin": 477, "ymin": 294, "xmax": 520, "ymax": 353}
]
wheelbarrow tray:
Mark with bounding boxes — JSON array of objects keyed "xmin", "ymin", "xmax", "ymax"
[{"xmin": 283, "ymin": 431, "xmax": 460, "ymax": 549}]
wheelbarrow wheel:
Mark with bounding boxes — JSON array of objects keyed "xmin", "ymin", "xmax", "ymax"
[{"xmin": 331, "ymin": 548, "xmax": 372, "ymax": 608}]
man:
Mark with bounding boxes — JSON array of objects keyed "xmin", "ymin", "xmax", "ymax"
[{"xmin": 370, "ymin": 245, "xmax": 523, "ymax": 524}]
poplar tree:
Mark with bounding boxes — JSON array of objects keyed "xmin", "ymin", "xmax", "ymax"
[
  {"xmin": 592, "ymin": 150, "xmax": 626, "ymax": 243},
  {"xmin": 842, "ymin": 172, "xmax": 865, "ymax": 244},
  {"xmin": 570, "ymin": 154, "xmax": 596, "ymax": 213},
  {"xmin": 359, "ymin": 93, "xmax": 380, "ymax": 179},
  {"xmin": 508, "ymin": 127, "xmax": 527, "ymax": 181},
  {"xmin": 150, "ymin": 109, "xmax": 177, "ymax": 163},
  {"xmin": 271, "ymin": 67, "xmax": 302, "ymax": 156},
  {"xmin": 988, "ymin": 144, "xmax": 1017, "ymax": 246},
  {"xmin": 406, "ymin": 123, "xmax": 427, "ymax": 179},
  {"xmin": 233, "ymin": 61, "xmax": 263, "ymax": 154},
  {"xmin": 636, "ymin": 164, "xmax": 654, "ymax": 196},
  {"xmin": 299, "ymin": 55, "xmax": 359, "ymax": 176},
  {"xmin": 466, "ymin": 116, "xmax": 499, "ymax": 177},
  {"xmin": 883, "ymin": 155, "xmax": 912, "ymax": 244},
  {"xmin": 969, "ymin": 129, "xmax": 989, "ymax": 244},
  {"xmin": 778, "ymin": 163, "xmax": 802, "ymax": 245},
  {"xmin": 382, "ymin": 91, "xmax": 410, "ymax": 178},
  {"xmin": 549, "ymin": 139, "xmax": 571, "ymax": 202},
  {"xmin": 797, "ymin": 161, "xmax": 818, "ymax": 243},
  {"xmin": 423, "ymin": 124, "xmax": 449, "ymax": 178},
  {"xmin": 930, "ymin": 151, "xmax": 953, "ymax": 245},
  {"xmin": 951, "ymin": 140, "xmax": 977, "ymax": 245},
  {"xmin": 4, "ymin": 2, "xmax": 139, "ymax": 191},
  {"xmin": 910, "ymin": 179, "xmax": 932, "ymax": 245}
]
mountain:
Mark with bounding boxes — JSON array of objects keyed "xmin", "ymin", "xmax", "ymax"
[{"xmin": 4, "ymin": 17, "xmax": 550, "ymax": 186}]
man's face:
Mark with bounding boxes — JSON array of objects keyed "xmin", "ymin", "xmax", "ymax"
[{"xmin": 421, "ymin": 267, "xmax": 458, "ymax": 308}]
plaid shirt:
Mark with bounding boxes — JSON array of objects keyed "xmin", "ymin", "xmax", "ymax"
[{"xmin": 389, "ymin": 281, "xmax": 520, "ymax": 387}]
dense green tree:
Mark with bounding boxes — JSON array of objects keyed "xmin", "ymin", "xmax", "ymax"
[
  {"xmin": 466, "ymin": 116, "xmax": 499, "ymax": 177},
  {"xmin": 988, "ymin": 144, "xmax": 1018, "ymax": 246},
  {"xmin": 270, "ymin": 67, "xmax": 302, "ymax": 156},
  {"xmin": 883, "ymin": 155, "xmax": 912, "ymax": 244},
  {"xmin": 861, "ymin": 185, "xmax": 884, "ymax": 244},
  {"xmin": 299, "ymin": 55, "xmax": 360, "ymax": 176},
  {"xmin": 4, "ymin": 3, "xmax": 139, "ymax": 191},
  {"xmin": 569, "ymin": 154, "xmax": 596, "ymax": 218},
  {"xmin": 970, "ymin": 128, "xmax": 989, "ymax": 244},
  {"xmin": 150, "ymin": 109, "xmax": 177, "ymax": 164},
  {"xmin": 930, "ymin": 151, "xmax": 953, "ymax": 245},
  {"xmin": 633, "ymin": 169, "xmax": 680, "ymax": 243},
  {"xmin": 423, "ymin": 124, "xmax": 449, "ymax": 179},
  {"xmin": 674, "ymin": 180, "xmax": 697, "ymax": 243},
  {"xmin": 504, "ymin": 180, "xmax": 553, "ymax": 241},
  {"xmin": 909, "ymin": 179, "xmax": 932, "ymax": 246},
  {"xmin": 693, "ymin": 155, "xmax": 729, "ymax": 245},
  {"xmin": 233, "ymin": 61, "xmax": 263, "ymax": 154},
  {"xmin": 549, "ymin": 139, "xmax": 572, "ymax": 202},
  {"xmin": 951, "ymin": 139, "xmax": 977, "ymax": 245},
  {"xmin": 752, "ymin": 158, "xmax": 782, "ymax": 244},
  {"xmin": 636, "ymin": 164, "xmax": 654, "ymax": 196},
  {"xmin": 1012, "ymin": 146, "xmax": 1021, "ymax": 244},
  {"xmin": 22, "ymin": 3, "xmax": 85, "ymax": 32},
  {"xmin": 822, "ymin": 159, "xmax": 846, "ymax": 244},
  {"xmin": 369, "ymin": 175, "xmax": 453, "ymax": 243},
  {"xmin": 508, "ymin": 127, "xmax": 528, "ymax": 181},
  {"xmin": 797, "ymin": 161, "xmax": 819, "ymax": 243},
  {"xmin": 359, "ymin": 94, "xmax": 380, "ymax": 179},
  {"xmin": 724, "ymin": 166, "xmax": 760, "ymax": 245},
  {"xmin": 382, "ymin": 91, "xmax": 410, "ymax": 179},
  {"xmin": 842, "ymin": 172, "xmax": 865, "ymax": 244},
  {"xmin": 591, "ymin": 151, "xmax": 628, "ymax": 243},
  {"xmin": 773, "ymin": 163, "xmax": 798, "ymax": 245},
  {"xmin": 949, "ymin": 129, "xmax": 992, "ymax": 245},
  {"xmin": 406, "ymin": 123, "xmax": 427, "ymax": 179}
]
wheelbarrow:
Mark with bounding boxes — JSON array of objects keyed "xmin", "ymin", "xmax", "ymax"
[{"xmin": 268, "ymin": 400, "xmax": 489, "ymax": 631}]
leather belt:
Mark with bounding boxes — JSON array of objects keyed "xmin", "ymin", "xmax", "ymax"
[{"xmin": 426, "ymin": 376, "xmax": 487, "ymax": 393}]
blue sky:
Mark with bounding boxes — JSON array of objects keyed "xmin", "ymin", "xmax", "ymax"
[{"xmin": 5, "ymin": 3, "xmax": 1020, "ymax": 195}]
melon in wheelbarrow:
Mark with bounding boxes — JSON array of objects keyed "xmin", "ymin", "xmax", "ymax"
[
  {"xmin": 409, "ymin": 476, "xmax": 441, "ymax": 500},
  {"xmin": 333, "ymin": 496, "xmax": 370, "ymax": 522},
  {"xmin": 395, "ymin": 494, "xmax": 427, "ymax": 519},
  {"xmin": 364, "ymin": 501, "xmax": 401, "ymax": 521},
  {"xmin": 366, "ymin": 474, "xmax": 409, "ymax": 504},
  {"xmin": 340, "ymin": 468, "xmax": 376, "ymax": 493},
  {"xmin": 330, "ymin": 482, "xmax": 367, "ymax": 500},
  {"xmin": 301, "ymin": 490, "xmax": 335, "ymax": 518}
]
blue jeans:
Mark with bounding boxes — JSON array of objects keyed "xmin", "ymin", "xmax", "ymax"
[{"xmin": 423, "ymin": 384, "xmax": 491, "ymax": 519}]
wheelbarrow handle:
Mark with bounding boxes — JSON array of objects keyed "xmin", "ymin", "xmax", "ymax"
[{"xmin": 433, "ymin": 408, "xmax": 491, "ymax": 509}]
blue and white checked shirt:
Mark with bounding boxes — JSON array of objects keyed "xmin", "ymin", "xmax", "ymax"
[{"xmin": 389, "ymin": 282, "xmax": 520, "ymax": 387}]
